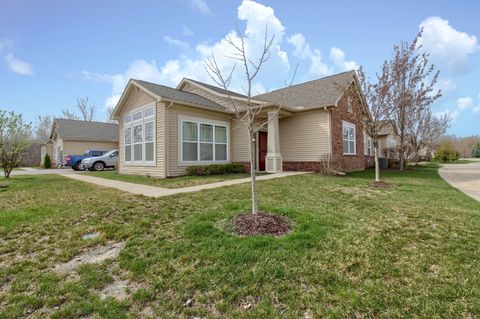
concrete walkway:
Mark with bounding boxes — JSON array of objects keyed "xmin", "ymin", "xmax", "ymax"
[
  {"xmin": 439, "ymin": 160, "xmax": 480, "ymax": 202},
  {"xmin": 59, "ymin": 171, "xmax": 310, "ymax": 198},
  {"xmin": 11, "ymin": 167, "xmax": 85, "ymax": 176}
]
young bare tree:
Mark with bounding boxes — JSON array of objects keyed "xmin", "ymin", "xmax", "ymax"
[
  {"xmin": 62, "ymin": 97, "xmax": 97, "ymax": 121},
  {"xmin": 61, "ymin": 109, "xmax": 80, "ymax": 120},
  {"xmin": 408, "ymin": 108, "xmax": 450, "ymax": 163},
  {"xmin": 388, "ymin": 30, "xmax": 441, "ymax": 170},
  {"xmin": 357, "ymin": 64, "xmax": 394, "ymax": 182},
  {"xmin": 106, "ymin": 106, "xmax": 118, "ymax": 123},
  {"xmin": 0, "ymin": 110, "xmax": 32, "ymax": 178},
  {"xmin": 34, "ymin": 115, "xmax": 53, "ymax": 143},
  {"xmin": 204, "ymin": 27, "xmax": 294, "ymax": 214}
]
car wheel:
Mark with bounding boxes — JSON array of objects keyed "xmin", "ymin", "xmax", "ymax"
[
  {"xmin": 93, "ymin": 162, "xmax": 105, "ymax": 171},
  {"xmin": 72, "ymin": 166, "xmax": 77, "ymax": 171},
  {"xmin": 75, "ymin": 162, "xmax": 85, "ymax": 171}
]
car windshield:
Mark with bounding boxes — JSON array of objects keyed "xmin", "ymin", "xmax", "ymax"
[{"xmin": 104, "ymin": 150, "xmax": 118, "ymax": 157}]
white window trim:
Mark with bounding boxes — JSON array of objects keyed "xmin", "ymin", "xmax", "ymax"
[
  {"xmin": 364, "ymin": 132, "xmax": 372, "ymax": 156},
  {"xmin": 342, "ymin": 121, "xmax": 356, "ymax": 155},
  {"xmin": 123, "ymin": 103, "xmax": 156, "ymax": 166},
  {"xmin": 347, "ymin": 96, "xmax": 353, "ymax": 113},
  {"xmin": 179, "ymin": 116, "xmax": 230, "ymax": 165}
]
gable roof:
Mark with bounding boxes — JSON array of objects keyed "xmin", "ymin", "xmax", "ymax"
[
  {"xmin": 111, "ymin": 79, "xmax": 227, "ymax": 119},
  {"xmin": 377, "ymin": 120, "xmax": 398, "ymax": 136},
  {"xmin": 253, "ymin": 71, "xmax": 356, "ymax": 110},
  {"xmin": 51, "ymin": 118, "xmax": 119, "ymax": 141},
  {"xmin": 179, "ymin": 78, "xmax": 248, "ymax": 99},
  {"xmin": 133, "ymin": 79, "xmax": 226, "ymax": 111}
]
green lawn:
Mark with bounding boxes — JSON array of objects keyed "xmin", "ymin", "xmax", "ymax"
[
  {"xmin": 1, "ymin": 165, "xmax": 480, "ymax": 318},
  {"xmin": 84, "ymin": 171, "xmax": 264, "ymax": 189}
]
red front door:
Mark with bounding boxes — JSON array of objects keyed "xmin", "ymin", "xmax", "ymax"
[{"xmin": 258, "ymin": 131, "xmax": 268, "ymax": 171}]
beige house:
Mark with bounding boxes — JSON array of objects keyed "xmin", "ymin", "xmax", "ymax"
[
  {"xmin": 47, "ymin": 119, "xmax": 119, "ymax": 166},
  {"xmin": 377, "ymin": 120, "xmax": 400, "ymax": 159},
  {"xmin": 111, "ymin": 71, "xmax": 373, "ymax": 178}
]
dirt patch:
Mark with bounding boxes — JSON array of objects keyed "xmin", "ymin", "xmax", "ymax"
[
  {"xmin": 372, "ymin": 181, "xmax": 395, "ymax": 188},
  {"xmin": 100, "ymin": 279, "xmax": 129, "ymax": 300},
  {"xmin": 54, "ymin": 241, "xmax": 125, "ymax": 274},
  {"xmin": 232, "ymin": 212, "xmax": 292, "ymax": 237}
]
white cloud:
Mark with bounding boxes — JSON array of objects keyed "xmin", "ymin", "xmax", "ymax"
[
  {"xmin": 189, "ymin": 0, "xmax": 212, "ymax": 15},
  {"xmin": 435, "ymin": 108, "xmax": 459, "ymax": 121},
  {"xmin": 287, "ymin": 33, "xmax": 333, "ymax": 77},
  {"xmin": 473, "ymin": 106, "xmax": 480, "ymax": 114},
  {"xmin": 437, "ymin": 78, "xmax": 458, "ymax": 92},
  {"xmin": 87, "ymin": 0, "xmax": 358, "ymax": 108},
  {"xmin": 183, "ymin": 25, "xmax": 194, "ymax": 36},
  {"xmin": 4, "ymin": 53, "xmax": 34, "ymax": 76},
  {"xmin": 418, "ymin": 16, "xmax": 480, "ymax": 76},
  {"xmin": 163, "ymin": 35, "xmax": 190, "ymax": 50},
  {"xmin": 457, "ymin": 97, "xmax": 473, "ymax": 110},
  {"xmin": 329, "ymin": 47, "xmax": 359, "ymax": 71}
]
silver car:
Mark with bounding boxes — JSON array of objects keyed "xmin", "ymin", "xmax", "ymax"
[{"xmin": 81, "ymin": 150, "xmax": 118, "ymax": 171}]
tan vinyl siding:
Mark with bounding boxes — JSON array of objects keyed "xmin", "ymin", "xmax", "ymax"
[
  {"xmin": 279, "ymin": 109, "xmax": 330, "ymax": 161},
  {"xmin": 63, "ymin": 141, "xmax": 118, "ymax": 156},
  {"xmin": 231, "ymin": 118, "xmax": 250, "ymax": 162},
  {"xmin": 118, "ymin": 89, "xmax": 167, "ymax": 178},
  {"xmin": 167, "ymin": 103, "xmax": 232, "ymax": 177}
]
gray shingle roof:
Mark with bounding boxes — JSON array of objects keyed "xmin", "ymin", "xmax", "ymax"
[
  {"xmin": 52, "ymin": 119, "xmax": 119, "ymax": 141},
  {"xmin": 133, "ymin": 79, "xmax": 226, "ymax": 111},
  {"xmin": 184, "ymin": 78, "xmax": 248, "ymax": 98},
  {"xmin": 253, "ymin": 71, "xmax": 355, "ymax": 109},
  {"xmin": 377, "ymin": 120, "xmax": 398, "ymax": 136}
]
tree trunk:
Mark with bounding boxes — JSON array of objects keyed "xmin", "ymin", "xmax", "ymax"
[
  {"xmin": 249, "ymin": 131, "xmax": 258, "ymax": 214},
  {"xmin": 399, "ymin": 128, "xmax": 405, "ymax": 171},
  {"xmin": 4, "ymin": 166, "xmax": 11, "ymax": 179},
  {"xmin": 374, "ymin": 142, "xmax": 380, "ymax": 183}
]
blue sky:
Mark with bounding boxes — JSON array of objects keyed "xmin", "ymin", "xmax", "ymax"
[{"xmin": 0, "ymin": 0, "xmax": 479, "ymax": 136}]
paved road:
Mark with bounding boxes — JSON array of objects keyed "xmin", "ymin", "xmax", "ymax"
[{"xmin": 439, "ymin": 160, "xmax": 480, "ymax": 202}]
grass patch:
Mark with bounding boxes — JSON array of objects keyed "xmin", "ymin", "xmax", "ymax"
[
  {"xmin": 84, "ymin": 171, "xmax": 266, "ymax": 189},
  {"xmin": 1, "ymin": 164, "xmax": 480, "ymax": 317}
]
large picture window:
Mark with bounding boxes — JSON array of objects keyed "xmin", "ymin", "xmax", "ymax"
[
  {"xmin": 124, "ymin": 105, "xmax": 155, "ymax": 164},
  {"xmin": 343, "ymin": 121, "xmax": 356, "ymax": 155},
  {"xmin": 181, "ymin": 120, "xmax": 228, "ymax": 163}
]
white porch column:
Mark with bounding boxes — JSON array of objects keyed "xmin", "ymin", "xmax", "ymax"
[{"xmin": 265, "ymin": 111, "xmax": 282, "ymax": 173}]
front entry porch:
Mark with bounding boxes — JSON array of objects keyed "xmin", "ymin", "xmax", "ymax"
[{"xmin": 256, "ymin": 109, "xmax": 291, "ymax": 173}]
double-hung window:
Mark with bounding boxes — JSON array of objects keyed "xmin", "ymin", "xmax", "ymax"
[
  {"xmin": 364, "ymin": 133, "xmax": 372, "ymax": 156},
  {"xmin": 343, "ymin": 121, "xmax": 356, "ymax": 155},
  {"xmin": 181, "ymin": 120, "xmax": 228, "ymax": 163},
  {"xmin": 124, "ymin": 105, "xmax": 155, "ymax": 164}
]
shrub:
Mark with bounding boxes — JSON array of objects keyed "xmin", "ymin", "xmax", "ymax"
[
  {"xmin": 434, "ymin": 142, "xmax": 460, "ymax": 163},
  {"xmin": 472, "ymin": 141, "xmax": 480, "ymax": 158},
  {"xmin": 186, "ymin": 163, "xmax": 246, "ymax": 176},
  {"xmin": 43, "ymin": 153, "xmax": 51, "ymax": 169}
]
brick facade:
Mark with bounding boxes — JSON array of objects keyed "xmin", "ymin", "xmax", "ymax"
[
  {"xmin": 330, "ymin": 84, "xmax": 368, "ymax": 172},
  {"xmin": 283, "ymin": 161, "xmax": 325, "ymax": 172}
]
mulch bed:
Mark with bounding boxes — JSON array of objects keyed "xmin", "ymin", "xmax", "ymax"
[
  {"xmin": 232, "ymin": 212, "xmax": 292, "ymax": 237},
  {"xmin": 372, "ymin": 181, "xmax": 395, "ymax": 188}
]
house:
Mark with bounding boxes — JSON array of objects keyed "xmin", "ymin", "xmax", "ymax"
[
  {"xmin": 110, "ymin": 70, "xmax": 373, "ymax": 178},
  {"xmin": 377, "ymin": 120, "xmax": 399, "ymax": 159},
  {"xmin": 45, "ymin": 118, "xmax": 119, "ymax": 166}
]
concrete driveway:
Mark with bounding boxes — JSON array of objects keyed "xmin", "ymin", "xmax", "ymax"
[{"xmin": 439, "ymin": 159, "xmax": 480, "ymax": 202}]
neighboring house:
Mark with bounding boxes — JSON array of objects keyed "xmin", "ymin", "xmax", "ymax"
[
  {"xmin": 40, "ymin": 142, "xmax": 54, "ymax": 167},
  {"xmin": 377, "ymin": 120, "xmax": 399, "ymax": 159},
  {"xmin": 46, "ymin": 118, "xmax": 119, "ymax": 166},
  {"xmin": 111, "ymin": 70, "xmax": 373, "ymax": 178}
]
